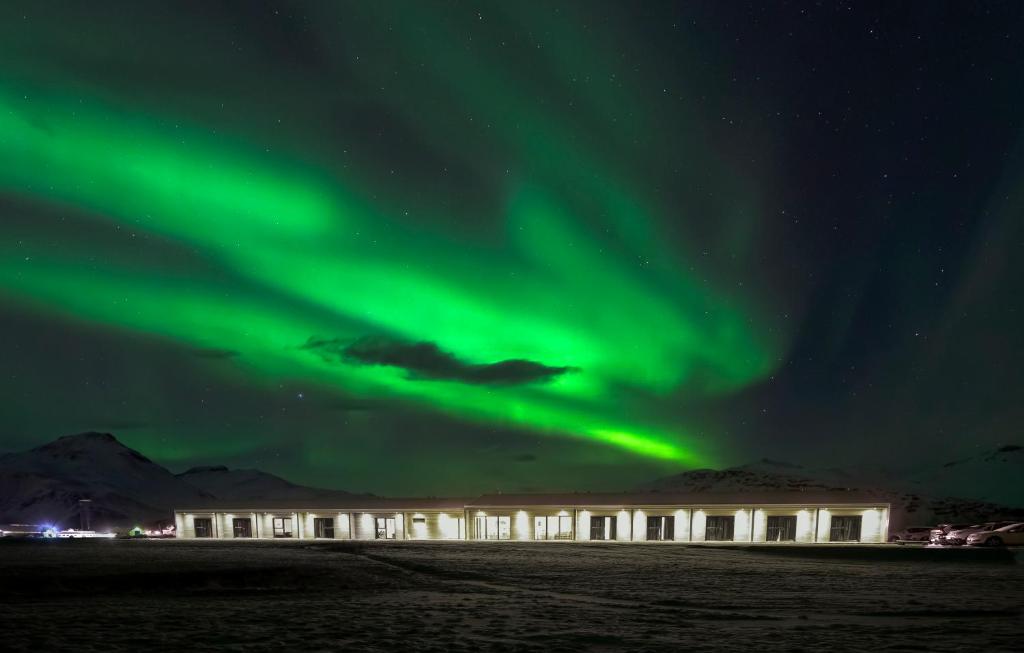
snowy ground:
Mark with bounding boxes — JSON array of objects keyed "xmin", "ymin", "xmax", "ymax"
[{"xmin": 1, "ymin": 540, "xmax": 1021, "ymax": 651}]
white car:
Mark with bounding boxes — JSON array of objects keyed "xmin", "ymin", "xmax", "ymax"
[
  {"xmin": 966, "ymin": 522, "xmax": 1024, "ymax": 547},
  {"xmin": 889, "ymin": 527, "xmax": 932, "ymax": 543},
  {"xmin": 943, "ymin": 521, "xmax": 1016, "ymax": 545}
]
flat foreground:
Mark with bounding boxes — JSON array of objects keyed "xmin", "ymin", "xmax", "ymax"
[{"xmin": 2, "ymin": 540, "xmax": 1021, "ymax": 651}]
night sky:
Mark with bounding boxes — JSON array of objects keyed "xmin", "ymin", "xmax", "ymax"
[{"xmin": 1, "ymin": 1, "xmax": 1021, "ymax": 495}]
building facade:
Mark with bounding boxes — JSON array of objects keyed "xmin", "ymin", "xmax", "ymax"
[{"xmin": 175, "ymin": 492, "xmax": 890, "ymax": 544}]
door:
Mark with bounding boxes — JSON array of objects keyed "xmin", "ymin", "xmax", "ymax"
[
  {"xmin": 314, "ymin": 517, "xmax": 335, "ymax": 539},
  {"xmin": 646, "ymin": 516, "xmax": 674, "ymax": 541},
  {"xmin": 193, "ymin": 517, "xmax": 213, "ymax": 538},
  {"xmin": 272, "ymin": 517, "xmax": 293, "ymax": 538},
  {"xmin": 375, "ymin": 517, "xmax": 396, "ymax": 539},
  {"xmin": 1003, "ymin": 525, "xmax": 1024, "ymax": 545},
  {"xmin": 591, "ymin": 516, "xmax": 617, "ymax": 540},
  {"xmin": 232, "ymin": 518, "xmax": 252, "ymax": 538},
  {"xmin": 534, "ymin": 516, "xmax": 547, "ymax": 540}
]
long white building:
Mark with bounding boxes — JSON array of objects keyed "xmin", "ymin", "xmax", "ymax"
[{"xmin": 175, "ymin": 491, "xmax": 890, "ymax": 543}]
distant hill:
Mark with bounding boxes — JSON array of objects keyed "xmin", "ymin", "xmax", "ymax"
[
  {"xmin": 0, "ymin": 432, "xmax": 361, "ymax": 528},
  {"xmin": 639, "ymin": 448, "xmax": 1024, "ymax": 532},
  {"xmin": 176, "ymin": 465, "xmax": 361, "ymax": 503}
]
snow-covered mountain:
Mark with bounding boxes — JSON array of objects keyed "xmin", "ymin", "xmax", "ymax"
[
  {"xmin": 640, "ymin": 448, "xmax": 1024, "ymax": 531},
  {"xmin": 0, "ymin": 432, "xmax": 360, "ymax": 528},
  {"xmin": 176, "ymin": 465, "xmax": 360, "ymax": 503},
  {"xmin": 0, "ymin": 432, "xmax": 211, "ymax": 528}
]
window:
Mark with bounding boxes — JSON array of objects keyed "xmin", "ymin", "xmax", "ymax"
[
  {"xmin": 646, "ymin": 516, "xmax": 675, "ymax": 541},
  {"xmin": 375, "ymin": 517, "xmax": 397, "ymax": 539},
  {"xmin": 829, "ymin": 516, "xmax": 862, "ymax": 542},
  {"xmin": 765, "ymin": 516, "xmax": 796, "ymax": 542},
  {"xmin": 590, "ymin": 516, "xmax": 617, "ymax": 541},
  {"xmin": 705, "ymin": 516, "xmax": 734, "ymax": 541},
  {"xmin": 232, "ymin": 518, "xmax": 252, "ymax": 538},
  {"xmin": 194, "ymin": 517, "xmax": 213, "ymax": 538},
  {"xmin": 314, "ymin": 517, "xmax": 335, "ymax": 539},
  {"xmin": 477, "ymin": 516, "xmax": 511, "ymax": 540},
  {"xmin": 412, "ymin": 517, "xmax": 426, "ymax": 524},
  {"xmin": 534, "ymin": 515, "xmax": 572, "ymax": 540},
  {"xmin": 272, "ymin": 517, "xmax": 293, "ymax": 538}
]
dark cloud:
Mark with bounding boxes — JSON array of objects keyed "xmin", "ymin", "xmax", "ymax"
[
  {"xmin": 301, "ymin": 336, "xmax": 577, "ymax": 386},
  {"xmin": 513, "ymin": 453, "xmax": 538, "ymax": 463},
  {"xmin": 189, "ymin": 347, "xmax": 240, "ymax": 360}
]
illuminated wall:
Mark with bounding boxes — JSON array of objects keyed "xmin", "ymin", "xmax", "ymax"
[
  {"xmin": 632, "ymin": 510, "xmax": 646, "ymax": 541},
  {"xmin": 861, "ymin": 509, "xmax": 883, "ymax": 543},
  {"xmin": 577, "ymin": 510, "xmax": 589, "ymax": 541},
  {"xmin": 616, "ymin": 510, "xmax": 631, "ymax": 541},
  {"xmin": 173, "ymin": 504, "xmax": 889, "ymax": 542},
  {"xmin": 674, "ymin": 509, "xmax": 691, "ymax": 541},
  {"xmin": 691, "ymin": 510, "xmax": 707, "ymax": 542},
  {"xmin": 816, "ymin": 509, "xmax": 831, "ymax": 543},
  {"xmin": 352, "ymin": 512, "xmax": 405, "ymax": 540},
  {"xmin": 733, "ymin": 509, "xmax": 752, "ymax": 542},
  {"xmin": 795, "ymin": 510, "xmax": 814, "ymax": 543},
  {"xmin": 752, "ymin": 509, "xmax": 767, "ymax": 542}
]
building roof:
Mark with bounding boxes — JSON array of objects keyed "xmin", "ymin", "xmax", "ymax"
[
  {"xmin": 175, "ymin": 496, "xmax": 472, "ymax": 513},
  {"xmin": 465, "ymin": 490, "xmax": 889, "ymax": 508},
  {"xmin": 176, "ymin": 489, "xmax": 889, "ymax": 513}
]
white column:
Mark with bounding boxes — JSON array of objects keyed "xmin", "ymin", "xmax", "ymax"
[
  {"xmin": 632, "ymin": 510, "xmax": 646, "ymax": 541},
  {"xmin": 577, "ymin": 510, "xmax": 590, "ymax": 541}
]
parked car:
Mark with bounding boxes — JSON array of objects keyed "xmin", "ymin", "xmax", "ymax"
[
  {"xmin": 890, "ymin": 527, "xmax": 932, "ymax": 543},
  {"xmin": 929, "ymin": 523, "xmax": 971, "ymax": 545},
  {"xmin": 967, "ymin": 523, "xmax": 1024, "ymax": 547},
  {"xmin": 944, "ymin": 522, "xmax": 1017, "ymax": 546}
]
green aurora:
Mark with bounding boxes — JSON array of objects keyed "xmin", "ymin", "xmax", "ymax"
[
  {"xmin": 6, "ymin": 2, "xmax": 1018, "ymax": 494},
  {"xmin": 0, "ymin": 4, "xmax": 778, "ymax": 477}
]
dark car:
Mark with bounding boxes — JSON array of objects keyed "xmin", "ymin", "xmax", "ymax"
[{"xmin": 929, "ymin": 523, "xmax": 971, "ymax": 545}]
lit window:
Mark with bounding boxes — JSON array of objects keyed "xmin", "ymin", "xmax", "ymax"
[
  {"xmin": 765, "ymin": 516, "xmax": 796, "ymax": 542},
  {"xmin": 314, "ymin": 517, "xmax": 334, "ymax": 539},
  {"xmin": 272, "ymin": 517, "xmax": 293, "ymax": 538},
  {"xmin": 704, "ymin": 516, "xmax": 733, "ymax": 541},
  {"xmin": 646, "ymin": 516, "xmax": 675, "ymax": 541},
  {"xmin": 829, "ymin": 516, "xmax": 862, "ymax": 542},
  {"xmin": 232, "ymin": 518, "xmax": 252, "ymax": 538},
  {"xmin": 194, "ymin": 518, "xmax": 213, "ymax": 538}
]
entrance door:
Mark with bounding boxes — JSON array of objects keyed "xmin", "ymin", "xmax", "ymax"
[
  {"xmin": 375, "ymin": 517, "xmax": 396, "ymax": 539},
  {"xmin": 765, "ymin": 516, "xmax": 797, "ymax": 542},
  {"xmin": 534, "ymin": 516, "xmax": 547, "ymax": 540},
  {"xmin": 272, "ymin": 517, "xmax": 293, "ymax": 538},
  {"xmin": 194, "ymin": 517, "xmax": 213, "ymax": 538},
  {"xmin": 232, "ymin": 518, "xmax": 252, "ymax": 538},
  {"xmin": 646, "ymin": 516, "xmax": 675, "ymax": 541},
  {"xmin": 590, "ymin": 516, "xmax": 618, "ymax": 540},
  {"xmin": 314, "ymin": 517, "xmax": 335, "ymax": 539}
]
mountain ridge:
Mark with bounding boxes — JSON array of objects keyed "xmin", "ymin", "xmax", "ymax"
[
  {"xmin": 2, "ymin": 433, "xmax": 1020, "ymax": 532},
  {"xmin": 0, "ymin": 432, "xmax": 361, "ymax": 528}
]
